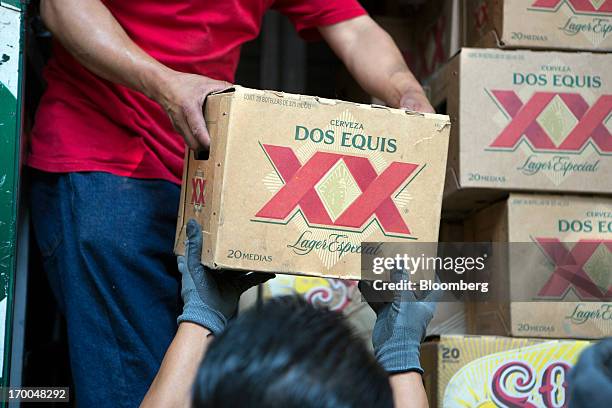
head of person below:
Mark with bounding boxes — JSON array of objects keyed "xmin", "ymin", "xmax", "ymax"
[
  {"xmin": 141, "ymin": 219, "xmax": 435, "ymax": 408},
  {"xmin": 194, "ymin": 297, "xmax": 393, "ymax": 408}
]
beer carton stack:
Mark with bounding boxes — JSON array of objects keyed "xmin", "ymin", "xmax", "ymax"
[{"xmin": 423, "ymin": 1, "xmax": 612, "ymax": 406}]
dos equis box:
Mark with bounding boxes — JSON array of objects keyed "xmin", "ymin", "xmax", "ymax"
[
  {"xmin": 465, "ymin": 193, "xmax": 612, "ymax": 339},
  {"xmin": 428, "ymin": 48, "xmax": 612, "ymax": 213},
  {"xmin": 175, "ymin": 86, "xmax": 450, "ymax": 279}
]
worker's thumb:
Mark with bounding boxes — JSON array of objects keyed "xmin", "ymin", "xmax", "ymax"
[{"xmin": 186, "ymin": 219, "xmax": 204, "ymax": 272}]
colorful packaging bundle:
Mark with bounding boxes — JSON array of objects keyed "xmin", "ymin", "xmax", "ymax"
[{"xmin": 422, "ymin": 335, "xmax": 591, "ymax": 407}]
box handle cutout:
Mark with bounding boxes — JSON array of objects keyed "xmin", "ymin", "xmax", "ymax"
[{"xmin": 194, "ymin": 149, "xmax": 209, "ymax": 161}]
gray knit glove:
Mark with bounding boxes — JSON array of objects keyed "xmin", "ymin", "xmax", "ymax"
[
  {"xmin": 177, "ymin": 219, "xmax": 273, "ymax": 335},
  {"xmin": 360, "ymin": 270, "xmax": 436, "ymax": 374}
]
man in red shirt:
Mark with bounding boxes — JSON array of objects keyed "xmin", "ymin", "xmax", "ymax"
[{"xmin": 29, "ymin": 0, "xmax": 434, "ymax": 406}]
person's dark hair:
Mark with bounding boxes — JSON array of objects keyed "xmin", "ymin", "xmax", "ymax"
[{"xmin": 192, "ymin": 296, "xmax": 393, "ymax": 408}]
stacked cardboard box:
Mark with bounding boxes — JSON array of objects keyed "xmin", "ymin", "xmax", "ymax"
[
  {"xmin": 428, "ymin": 48, "xmax": 611, "ymax": 214},
  {"xmin": 259, "ymin": 206, "xmax": 469, "ymax": 341},
  {"xmin": 262, "ymin": 275, "xmax": 360, "ymax": 313},
  {"xmin": 421, "ymin": 1, "xmax": 611, "ymax": 406},
  {"xmin": 254, "ymin": 217, "xmax": 469, "ymax": 342},
  {"xmin": 261, "ymin": 273, "xmax": 467, "ymax": 340},
  {"xmin": 465, "ymin": 193, "xmax": 612, "ymax": 339}
]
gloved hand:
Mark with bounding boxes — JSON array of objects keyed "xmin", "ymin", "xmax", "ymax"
[
  {"xmin": 177, "ymin": 219, "xmax": 273, "ymax": 335},
  {"xmin": 359, "ymin": 269, "xmax": 436, "ymax": 374}
]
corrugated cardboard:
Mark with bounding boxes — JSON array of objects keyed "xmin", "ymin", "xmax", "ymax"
[
  {"xmin": 464, "ymin": 0, "xmax": 612, "ymax": 51},
  {"xmin": 258, "ymin": 220, "xmax": 468, "ymax": 337},
  {"xmin": 175, "ymin": 86, "xmax": 450, "ymax": 279},
  {"xmin": 428, "ymin": 48, "xmax": 612, "ymax": 214},
  {"xmin": 465, "ymin": 193, "xmax": 612, "ymax": 339},
  {"xmin": 422, "ymin": 335, "xmax": 591, "ymax": 408}
]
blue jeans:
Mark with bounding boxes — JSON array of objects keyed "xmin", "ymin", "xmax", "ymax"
[{"xmin": 29, "ymin": 170, "xmax": 182, "ymax": 407}]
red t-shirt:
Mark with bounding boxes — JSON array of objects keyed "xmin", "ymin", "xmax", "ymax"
[{"xmin": 28, "ymin": 0, "xmax": 366, "ymax": 184}]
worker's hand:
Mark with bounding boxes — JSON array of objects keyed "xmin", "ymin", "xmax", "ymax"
[
  {"xmin": 157, "ymin": 72, "xmax": 231, "ymax": 151},
  {"xmin": 177, "ymin": 219, "xmax": 273, "ymax": 335},
  {"xmin": 399, "ymin": 88, "xmax": 435, "ymax": 114},
  {"xmin": 359, "ymin": 270, "xmax": 436, "ymax": 374}
]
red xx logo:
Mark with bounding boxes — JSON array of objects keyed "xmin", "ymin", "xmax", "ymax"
[
  {"xmin": 255, "ymin": 144, "xmax": 419, "ymax": 235},
  {"xmin": 531, "ymin": 0, "xmax": 612, "ymax": 13},
  {"xmin": 191, "ymin": 177, "xmax": 206, "ymax": 206},
  {"xmin": 536, "ymin": 238, "xmax": 612, "ymax": 300},
  {"xmin": 489, "ymin": 91, "xmax": 612, "ymax": 153}
]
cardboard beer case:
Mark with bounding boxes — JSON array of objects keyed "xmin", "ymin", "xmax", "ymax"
[
  {"xmin": 464, "ymin": 0, "xmax": 612, "ymax": 51},
  {"xmin": 465, "ymin": 193, "xmax": 612, "ymax": 339},
  {"xmin": 428, "ymin": 48, "xmax": 612, "ymax": 214},
  {"xmin": 422, "ymin": 335, "xmax": 592, "ymax": 408},
  {"xmin": 174, "ymin": 86, "xmax": 450, "ymax": 279}
]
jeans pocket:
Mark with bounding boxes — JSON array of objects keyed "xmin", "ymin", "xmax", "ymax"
[{"xmin": 29, "ymin": 171, "xmax": 65, "ymax": 259}]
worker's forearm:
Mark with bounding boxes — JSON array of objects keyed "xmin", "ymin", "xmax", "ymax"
[
  {"xmin": 321, "ymin": 16, "xmax": 423, "ymax": 108},
  {"xmin": 346, "ymin": 25, "xmax": 419, "ymax": 107},
  {"xmin": 141, "ymin": 323, "xmax": 213, "ymax": 408},
  {"xmin": 40, "ymin": 0, "xmax": 173, "ymax": 102},
  {"xmin": 390, "ymin": 372, "xmax": 429, "ymax": 408}
]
